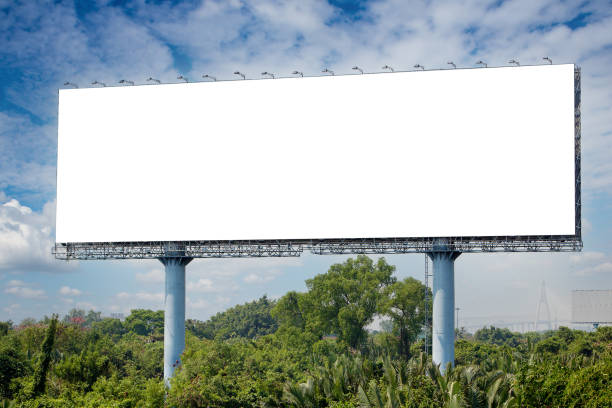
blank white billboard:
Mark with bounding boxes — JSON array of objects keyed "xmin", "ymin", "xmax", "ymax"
[
  {"xmin": 572, "ymin": 290, "xmax": 612, "ymax": 323},
  {"xmin": 56, "ymin": 64, "xmax": 576, "ymax": 243}
]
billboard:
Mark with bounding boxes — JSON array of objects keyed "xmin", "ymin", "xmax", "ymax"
[
  {"xmin": 572, "ymin": 290, "xmax": 612, "ymax": 323},
  {"xmin": 56, "ymin": 64, "xmax": 577, "ymax": 244}
]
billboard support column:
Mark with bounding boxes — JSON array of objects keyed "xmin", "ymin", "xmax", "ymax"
[
  {"xmin": 428, "ymin": 245, "xmax": 460, "ymax": 374},
  {"xmin": 160, "ymin": 256, "xmax": 192, "ymax": 385}
]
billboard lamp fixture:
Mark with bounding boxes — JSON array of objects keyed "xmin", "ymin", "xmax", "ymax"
[
  {"xmin": 63, "ymin": 82, "xmax": 78, "ymax": 88},
  {"xmin": 291, "ymin": 71, "xmax": 304, "ymax": 77},
  {"xmin": 202, "ymin": 74, "xmax": 216, "ymax": 81},
  {"xmin": 352, "ymin": 66, "xmax": 364, "ymax": 74},
  {"xmin": 322, "ymin": 68, "xmax": 334, "ymax": 75},
  {"xmin": 543, "ymin": 56, "xmax": 552, "ymax": 64},
  {"xmin": 91, "ymin": 80, "xmax": 106, "ymax": 87},
  {"xmin": 118, "ymin": 79, "xmax": 134, "ymax": 85},
  {"xmin": 234, "ymin": 71, "xmax": 246, "ymax": 80},
  {"xmin": 508, "ymin": 59, "xmax": 520, "ymax": 66},
  {"xmin": 414, "ymin": 64, "xmax": 425, "ymax": 70},
  {"xmin": 177, "ymin": 75, "xmax": 188, "ymax": 82},
  {"xmin": 382, "ymin": 65, "xmax": 394, "ymax": 72},
  {"xmin": 261, "ymin": 72, "xmax": 275, "ymax": 79},
  {"xmin": 447, "ymin": 61, "xmax": 457, "ymax": 69},
  {"xmin": 476, "ymin": 60, "xmax": 487, "ymax": 67},
  {"xmin": 146, "ymin": 77, "xmax": 161, "ymax": 84}
]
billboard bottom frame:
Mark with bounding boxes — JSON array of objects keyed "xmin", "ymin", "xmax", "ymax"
[{"xmin": 53, "ymin": 236, "xmax": 582, "ymax": 260}]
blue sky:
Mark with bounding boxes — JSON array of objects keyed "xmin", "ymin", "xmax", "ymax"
[{"xmin": 1, "ymin": 0, "xmax": 612, "ymax": 330}]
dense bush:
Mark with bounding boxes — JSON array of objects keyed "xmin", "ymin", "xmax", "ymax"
[{"xmin": 1, "ymin": 256, "xmax": 610, "ymax": 407}]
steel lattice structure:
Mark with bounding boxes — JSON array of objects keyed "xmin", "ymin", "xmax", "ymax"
[{"xmin": 53, "ymin": 235, "xmax": 582, "ymax": 260}]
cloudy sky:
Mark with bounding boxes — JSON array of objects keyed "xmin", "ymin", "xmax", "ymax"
[{"xmin": 1, "ymin": 0, "xmax": 611, "ymax": 330}]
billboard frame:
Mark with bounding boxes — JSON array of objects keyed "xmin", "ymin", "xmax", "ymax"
[
  {"xmin": 571, "ymin": 289, "xmax": 612, "ymax": 324},
  {"xmin": 54, "ymin": 66, "xmax": 582, "ymax": 260}
]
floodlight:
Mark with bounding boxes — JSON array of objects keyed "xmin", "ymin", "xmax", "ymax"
[
  {"xmin": 352, "ymin": 66, "xmax": 364, "ymax": 74},
  {"xmin": 447, "ymin": 61, "xmax": 457, "ymax": 69},
  {"xmin": 202, "ymin": 74, "xmax": 217, "ymax": 81},
  {"xmin": 476, "ymin": 60, "xmax": 487, "ymax": 68},
  {"xmin": 543, "ymin": 57, "xmax": 553, "ymax": 64},
  {"xmin": 261, "ymin": 72, "xmax": 275, "ymax": 79},
  {"xmin": 63, "ymin": 82, "xmax": 78, "ymax": 88},
  {"xmin": 509, "ymin": 59, "xmax": 520, "ymax": 66},
  {"xmin": 91, "ymin": 80, "xmax": 106, "ymax": 87},
  {"xmin": 322, "ymin": 68, "xmax": 334, "ymax": 75},
  {"xmin": 291, "ymin": 71, "xmax": 304, "ymax": 77},
  {"xmin": 118, "ymin": 79, "xmax": 134, "ymax": 85},
  {"xmin": 234, "ymin": 71, "xmax": 246, "ymax": 80},
  {"xmin": 177, "ymin": 75, "xmax": 188, "ymax": 82},
  {"xmin": 414, "ymin": 64, "xmax": 425, "ymax": 70},
  {"xmin": 146, "ymin": 77, "xmax": 161, "ymax": 84},
  {"xmin": 382, "ymin": 65, "xmax": 394, "ymax": 72}
]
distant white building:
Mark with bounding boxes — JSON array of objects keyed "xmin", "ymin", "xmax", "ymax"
[{"xmin": 110, "ymin": 312, "xmax": 125, "ymax": 321}]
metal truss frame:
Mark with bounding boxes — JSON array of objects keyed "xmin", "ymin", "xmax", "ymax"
[
  {"xmin": 53, "ymin": 67, "xmax": 582, "ymax": 261},
  {"xmin": 54, "ymin": 235, "xmax": 582, "ymax": 260}
]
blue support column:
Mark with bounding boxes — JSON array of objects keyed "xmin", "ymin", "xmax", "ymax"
[
  {"xmin": 429, "ymin": 247, "xmax": 460, "ymax": 374},
  {"xmin": 160, "ymin": 257, "xmax": 192, "ymax": 385}
]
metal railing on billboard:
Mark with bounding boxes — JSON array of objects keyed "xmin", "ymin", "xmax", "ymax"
[{"xmin": 53, "ymin": 235, "xmax": 582, "ymax": 260}]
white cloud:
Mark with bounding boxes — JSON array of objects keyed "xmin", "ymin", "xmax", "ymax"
[
  {"xmin": 187, "ymin": 278, "xmax": 215, "ymax": 292},
  {"xmin": 570, "ymin": 251, "xmax": 605, "ymax": 264},
  {"xmin": 3, "ymin": 303, "xmax": 19, "ymax": 314},
  {"xmin": 244, "ymin": 272, "xmax": 277, "ymax": 284},
  {"xmin": 5, "ymin": 286, "xmax": 45, "ymax": 299},
  {"xmin": 116, "ymin": 291, "xmax": 163, "ymax": 302},
  {"xmin": 135, "ymin": 268, "xmax": 165, "ymax": 284},
  {"xmin": 0, "ymin": 198, "xmax": 74, "ymax": 273},
  {"xmin": 59, "ymin": 286, "xmax": 82, "ymax": 296},
  {"xmin": 109, "ymin": 290, "xmax": 165, "ymax": 315},
  {"xmin": 6, "ymin": 279, "xmax": 26, "ymax": 286},
  {"xmin": 576, "ymin": 262, "xmax": 612, "ymax": 277},
  {"xmin": 186, "ymin": 298, "xmax": 210, "ymax": 310},
  {"xmin": 75, "ymin": 301, "xmax": 97, "ymax": 311}
]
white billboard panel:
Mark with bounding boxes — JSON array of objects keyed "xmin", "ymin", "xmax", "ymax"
[
  {"xmin": 56, "ymin": 64, "xmax": 576, "ymax": 243},
  {"xmin": 572, "ymin": 290, "xmax": 612, "ymax": 323}
]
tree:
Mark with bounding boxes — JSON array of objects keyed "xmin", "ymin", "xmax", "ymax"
[
  {"xmin": 378, "ymin": 277, "xmax": 427, "ymax": 358},
  {"xmin": 306, "ymin": 256, "xmax": 396, "ymax": 348},
  {"xmin": 187, "ymin": 296, "xmax": 278, "ymax": 340},
  {"xmin": 32, "ymin": 314, "xmax": 57, "ymax": 396},
  {"xmin": 63, "ymin": 308, "xmax": 86, "ymax": 326},
  {"xmin": 0, "ymin": 321, "xmax": 11, "ymax": 337},
  {"xmin": 92, "ymin": 318, "xmax": 125, "ymax": 338},
  {"xmin": 272, "ymin": 291, "xmax": 306, "ymax": 330},
  {"xmin": 124, "ymin": 309, "xmax": 164, "ymax": 336},
  {"xmin": 0, "ymin": 343, "xmax": 26, "ymax": 399}
]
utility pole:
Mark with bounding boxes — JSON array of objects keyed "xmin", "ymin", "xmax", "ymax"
[
  {"xmin": 424, "ymin": 254, "xmax": 430, "ymax": 356},
  {"xmin": 455, "ymin": 307, "xmax": 461, "ymax": 338}
]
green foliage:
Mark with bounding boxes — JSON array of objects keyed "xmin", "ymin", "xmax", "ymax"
[
  {"xmin": 0, "ymin": 340, "xmax": 27, "ymax": 399},
  {"xmin": 0, "ymin": 322, "xmax": 11, "ymax": 337},
  {"xmin": 563, "ymin": 359, "xmax": 612, "ymax": 407},
  {"xmin": 378, "ymin": 277, "xmax": 427, "ymax": 358},
  {"xmin": 54, "ymin": 347, "xmax": 111, "ymax": 390},
  {"xmin": 124, "ymin": 310, "xmax": 164, "ymax": 337},
  {"xmin": 187, "ymin": 295, "xmax": 278, "ymax": 340},
  {"xmin": 91, "ymin": 318, "xmax": 126, "ymax": 339},
  {"xmin": 473, "ymin": 327, "xmax": 525, "ymax": 348},
  {"xmin": 306, "ymin": 256, "xmax": 396, "ymax": 348},
  {"xmin": 32, "ymin": 314, "xmax": 58, "ymax": 396},
  {"xmin": 272, "ymin": 291, "xmax": 307, "ymax": 330},
  {"xmin": 2, "ymin": 257, "xmax": 611, "ymax": 407}
]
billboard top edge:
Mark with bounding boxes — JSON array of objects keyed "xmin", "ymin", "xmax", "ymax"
[{"xmin": 58, "ymin": 63, "xmax": 577, "ymax": 92}]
